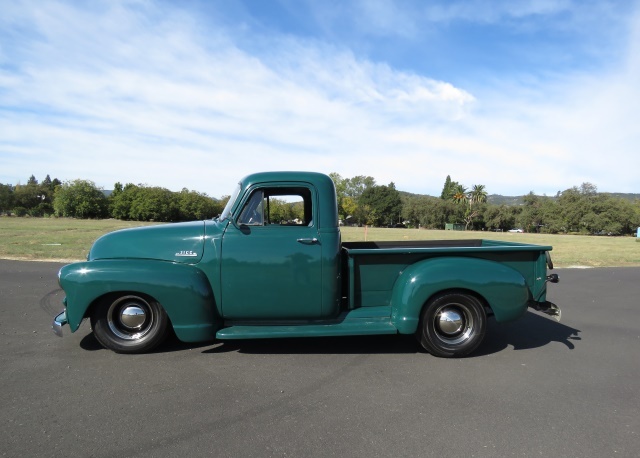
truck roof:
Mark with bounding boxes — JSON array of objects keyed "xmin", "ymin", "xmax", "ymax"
[{"xmin": 239, "ymin": 170, "xmax": 331, "ymax": 186}]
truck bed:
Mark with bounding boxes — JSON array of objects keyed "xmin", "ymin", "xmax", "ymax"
[
  {"xmin": 341, "ymin": 239, "xmax": 552, "ymax": 310},
  {"xmin": 342, "ymin": 239, "xmax": 549, "ymax": 252},
  {"xmin": 343, "ymin": 239, "xmax": 482, "ymax": 251}
]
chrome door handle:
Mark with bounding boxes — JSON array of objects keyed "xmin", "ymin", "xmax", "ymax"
[{"xmin": 297, "ymin": 238, "xmax": 319, "ymax": 245}]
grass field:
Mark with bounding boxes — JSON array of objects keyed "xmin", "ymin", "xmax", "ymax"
[
  {"xmin": 1, "ymin": 217, "xmax": 639, "ymax": 267},
  {"xmin": 341, "ymin": 226, "xmax": 640, "ymax": 268},
  {"xmin": 0, "ymin": 217, "xmax": 158, "ymax": 262}
]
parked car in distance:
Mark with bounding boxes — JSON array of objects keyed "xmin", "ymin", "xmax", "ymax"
[
  {"xmin": 593, "ymin": 230, "xmax": 616, "ymax": 236},
  {"xmin": 508, "ymin": 228, "xmax": 524, "ymax": 233}
]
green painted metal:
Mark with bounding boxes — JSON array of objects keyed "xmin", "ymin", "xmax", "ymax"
[
  {"xmin": 341, "ymin": 241, "xmax": 549, "ymax": 319},
  {"xmin": 218, "ymin": 175, "xmax": 340, "ymax": 319},
  {"xmin": 229, "ymin": 172, "xmax": 338, "ymax": 229},
  {"xmin": 58, "ymin": 259, "xmax": 217, "ymax": 342},
  {"xmin": 389, "ymin": 257, "xmax": 532, "ymax": 335},
  {"xmin": 318, "ymin": 227, "xmax": 342, "ymax": 317},
  {"xmin": 216, "ymin": 321, "xmax": 397, "ymax": 339},
  {"xmin": 220, "ymin": 220, "xmax": 324, "ymax": 319},
  {"xmin": 55, "ymin": 171, "xmax": 555, "ymax": 350},
  {"xmin": 198, "ymin": 220, "xmax": 226, "ymax": 316},
  {"xmin": 216, "ymin": 306, "xmax": 395, "ymax": 339},
  {"xmin": 90, "ymin": 221, "xmax": 206, "ymax": 264}
]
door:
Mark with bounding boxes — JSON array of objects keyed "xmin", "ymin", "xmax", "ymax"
[{"xmin": 220, "ymin": 185, "xmax": 322, "ymax": 320}]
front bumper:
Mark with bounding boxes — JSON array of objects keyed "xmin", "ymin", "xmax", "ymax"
[{"xmin": 52, "ymin": 310, "xmax": 68, "ymax": 337}]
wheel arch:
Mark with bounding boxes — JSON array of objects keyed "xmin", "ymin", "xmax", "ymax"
[
  {"xmin": 58, "ymin": 259, "xmax": 219, "ymax": 343},
  {"xmin": 421, "ymin": 287, "xmax": 491, "ymax": 314},
  {"xmin": 85, "ymin": 290, "xmax": 174, "ymax": 326},
  {"xmin": 390, "ymin": 256, "xmax": 530, "ymax": 334}
]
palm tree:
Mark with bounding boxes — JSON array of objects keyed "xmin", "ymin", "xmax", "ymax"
[
  {"xmin": 461, "ymin": 184, "xmax": 488, "ymax": 230},
  {"xmin": 449, "ymin": 183, "xmax": 488, "ymax": 230},
  {"xmin": 451, "ymin": 184, "xmax": 468, "ymax": 204},
  {"xmin": 469, "ymin": 184, "xmax": 487, "ymax": 205}
]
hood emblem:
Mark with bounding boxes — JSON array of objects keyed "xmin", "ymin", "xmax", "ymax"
[{"xmin": 175, "ymin": 250, "xmax": 198, "ymax": 257}]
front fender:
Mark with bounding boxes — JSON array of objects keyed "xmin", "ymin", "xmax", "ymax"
[
  {"xmin": 58, "ymin": 259, "xmax": 217, "ymax": 343},
  {"xmin": 391, "ymin": 257, "xmax": 530, "ymax": 334}
]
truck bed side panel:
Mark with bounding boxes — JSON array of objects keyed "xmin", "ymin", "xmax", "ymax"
[
  {"xmin": 343, "ymin": 241, "xmax": 550, "ymax": 334},
  {"xmin": 389, "ymin": 257, "xmax": 530, "ymax": 334}
]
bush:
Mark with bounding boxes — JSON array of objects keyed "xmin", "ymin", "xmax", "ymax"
[
  {"xmin": 53, "ymin": 180, "xmax": 108, "ymax": 218},
  {"xmin": 109, "ymin": 184, "xmax": 221, "ymax": 222}
]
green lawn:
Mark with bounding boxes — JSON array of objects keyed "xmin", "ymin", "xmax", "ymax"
[
  {"xmin": 341, "ymin": 226, "xmax": 640, "ymax": 267},
  {"xmin": 1, "ymin": 217, "xmax": 638, "ymax": 267},
  {"xmin": 0, "ymin": 217, "xmax": 157, "ymax": 262}
]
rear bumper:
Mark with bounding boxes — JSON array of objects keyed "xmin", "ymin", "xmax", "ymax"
[
  {"xmin": 52, "ymin": 310, "xmax": 68, "ymax": 337},
  {"xmin": 529, "ymin": 300, "xmax": 561, "ymax": 322}
]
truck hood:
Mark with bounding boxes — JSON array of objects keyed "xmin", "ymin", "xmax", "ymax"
[{"xmin": 89, "ymin": 221, "xmax": 206, "ymax": 264}]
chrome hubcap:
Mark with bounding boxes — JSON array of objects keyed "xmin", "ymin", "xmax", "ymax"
[
  {"xmin": 437, "ymin": 309, "xmax": 464, "ymax": 335},
  {"xmin": 120, "ymin": 306, "xmax": 146, "ymax": 330},
  {"xmin": 434, "ymin": 304, "xmax": 473, "ymax": 345},
  {"xmin": 107, "ymin": 296, "xmax": 154, "ymax": 341}
]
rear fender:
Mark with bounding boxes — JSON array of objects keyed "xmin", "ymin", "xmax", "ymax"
[
  {"xmin": 390, "ymin": 257, "xmax": 529, "ymax": 334},
  {"xmin": 58, "ymin": 259, "xmax": 217, "ymax": 343}
]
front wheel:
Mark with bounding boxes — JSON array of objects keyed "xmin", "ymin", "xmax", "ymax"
[
  {"xmin": 90, "ymin": 294, "xmax": 169, "ymax": 354},
  {"xmin": 418, "ymin": 292, "xmax": 486, "ymax": 358}
]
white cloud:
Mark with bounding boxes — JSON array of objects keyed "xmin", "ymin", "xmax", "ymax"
[
  {"xmin": 0, "ymin": 0, "xmax": 638, "ymax": 199},
  {"xmin": 421, "ymin": 0, "xmax": 574, "ymax": 24}
]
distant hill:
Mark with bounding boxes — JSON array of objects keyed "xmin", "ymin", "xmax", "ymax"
[
  {"xmin": 608, "ymin": 193, "xmax": 640, "ymax": 201},
  {"xmin": 402, "ymin": 191, "xmax": 640, "ymax": 206},
  {"xmin": 487, "ymin": 195, "xmax": 526, "ymax": 206},
  {"xmin": 399, "ymin": 191, "xmax": 430, "ymax": 199},
  {"xmin": 488, "ymin": 192, "xmax": 640, "ymax": 206}
]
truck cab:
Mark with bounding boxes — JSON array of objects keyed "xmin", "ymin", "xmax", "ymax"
[{"xmin": 215, "ymin": 172, "xmax": 341, "ymax": 320}]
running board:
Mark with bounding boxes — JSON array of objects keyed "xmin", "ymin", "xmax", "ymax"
[{"xmin": 216, "ymin": 320, "xmax": 397, "ymax": 340}]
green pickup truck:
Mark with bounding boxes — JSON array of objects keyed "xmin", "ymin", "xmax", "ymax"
[{"xmin": 53, "ymin": 171, "xmax": 560, "ymax": 357}]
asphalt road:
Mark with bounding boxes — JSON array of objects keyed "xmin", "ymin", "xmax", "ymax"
[{"xmin": 1, "ymin": 260, "xmax": 639, "ymax": 458}]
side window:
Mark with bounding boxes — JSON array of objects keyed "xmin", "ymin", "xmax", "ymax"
[
  {"xmin": 237, "ymin": 187, "xmax": 313, "ymax": 226},
  {"xmin": 237, "ymin": 190, "xmax": 264, "ymax": 225}
]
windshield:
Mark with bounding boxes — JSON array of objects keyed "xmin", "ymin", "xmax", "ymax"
[{"xmin": 219, "ymin": 183, "xmax": 241, "ymax": 222}]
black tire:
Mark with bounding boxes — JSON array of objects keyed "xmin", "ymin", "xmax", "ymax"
[
  {"xmin": 90, "ymin": 294, "xmax": 169, "ymax": 354},
  {"xmin": 418, "ymin": 292, "xmax": 486, "ymax": 358}
]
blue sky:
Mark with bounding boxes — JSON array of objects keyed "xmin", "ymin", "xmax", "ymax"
[{"xmin": 1, "ymin": 0, "xmax": 638, "ymax": 198}]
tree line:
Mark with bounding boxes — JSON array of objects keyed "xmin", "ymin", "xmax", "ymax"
[
  {"xmin": 0, "ymin": 175, "xmax": 226, "ymax": 221},
  {"xmin": 332, "ymin": 173, "xmax": 640, "ymax": 235},
  {"xmin": 1, "ymin": 174, "xmax": 639, "ymax": 235},
  {"xmin": 402, "ymin": 179, "xmax": 640, "ymax": 235}
]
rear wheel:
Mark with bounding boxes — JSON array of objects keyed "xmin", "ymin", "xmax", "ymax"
[
  {"xmin": 418, "ymin": 292, "xmax": 486, "ymax": 358},
  {"xmin": 90, "ymin": 294, "xmax": 169, "ymax": 354}
]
